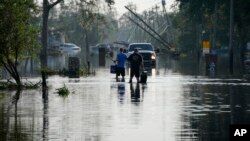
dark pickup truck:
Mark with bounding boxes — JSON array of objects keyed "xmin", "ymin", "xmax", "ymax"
[{"xmin": 127, "ymin": 43, "xmax": 157, "ymax": 69}]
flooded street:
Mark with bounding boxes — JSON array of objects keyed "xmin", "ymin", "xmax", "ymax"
[
  {"xmin": 1, "ymin": 55, "xmax": 250, "ymax": 141},
  {"xmin": 1, "ymin": 0, "xmax": 250, "ymax": 140}
]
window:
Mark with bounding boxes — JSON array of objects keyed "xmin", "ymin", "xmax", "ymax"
[{"xmin": 129, "ymin": 44, "xmax": 153, "ymax": 51}]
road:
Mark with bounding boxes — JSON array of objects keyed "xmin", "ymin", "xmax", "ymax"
[{"xmin": 0, "ymin": 55, "xmax": 250, "ymax": 141}]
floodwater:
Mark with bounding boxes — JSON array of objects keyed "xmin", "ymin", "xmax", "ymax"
[{"xmin": 0, "ymin": 55, "xmax": 250, "ymax": 141}]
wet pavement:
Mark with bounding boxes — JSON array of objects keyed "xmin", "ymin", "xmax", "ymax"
[{"xmin": 1, "ymin": 55, "xmax": 250, "ymax": 141}]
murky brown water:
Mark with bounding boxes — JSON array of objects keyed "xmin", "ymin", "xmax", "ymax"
[{"xmin": 1, "ymin": 55, "xmax": 250, "ymax": 141}]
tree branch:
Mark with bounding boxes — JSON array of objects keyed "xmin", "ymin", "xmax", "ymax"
[
  {"xmin": 7, "ymin": 59, "xmax": 17, "ymax": 76},
  {"xmin": 1, "ymin": 60, "xmax": 14, "ymax": 77},
  {"xmin": 49, "ymin": 0, "xmax": 63, "ymax": 9}
]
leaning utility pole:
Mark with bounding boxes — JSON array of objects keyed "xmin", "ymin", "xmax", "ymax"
[
  {"xmin": 127, "ymin": 16, "xmax": 170, "ymax": 49},
  {"xmin": 125, "ymin": 6, "xmax": 171, "ymax": 49},
  {"xmin": 161, "ymin": 0, "xmax": 173, "ymax": 44}
]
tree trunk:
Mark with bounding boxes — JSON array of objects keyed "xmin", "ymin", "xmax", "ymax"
[
  {"xmin": 229, "ymin": 0, "xmax": 234, "ymax": 75},
  {"xmin": 13, "ymin": 75, "xmax": 22, "ymax": 89},
  {"xmin": 41, "ymin": 0, "xmax": 49, "ymax": 88},
  {"xmin": 85, "ymin": 29, "xmax": 90, "ymax": 73},
  {"xmin": 30, "ymin": 56, "xmax": 33, "ymax": 75},
  {"xmin": 40, "ymin": 0, "xmax": 63, "ymax": 90},
  {"xmin": 5, "ymin": 66, "xmax": 22, "ymax": 89},
  {"xmin": 12, "ymin": 63, "xmax": 22, "ymax": 89}
]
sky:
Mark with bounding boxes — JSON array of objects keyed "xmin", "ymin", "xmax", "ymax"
[
  {"xmin": 37, "ymin": 0, "xmax": 176, "ymax": 16},
  {"xmin": 113, "ymin": 0, "xmax": 175, "ymax": 16}
]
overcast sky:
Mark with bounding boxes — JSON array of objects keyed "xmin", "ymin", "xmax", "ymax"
[
  {"xmin": 37, "ymin": 0, "xmax": 175, "ymax": 16},
  {"xmin": 113, "ymin": 0, "xmax": 175, "ymax": 16}
]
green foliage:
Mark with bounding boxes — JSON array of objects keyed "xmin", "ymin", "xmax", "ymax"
[
  {"xmin": 0, "ymin": 0, "xmax": 39, "ymax": 60},
  {"xmin": 175, "ymin": 0, "xmax": 250, "ymax": 52},
  {"xmin": 48, "ymin": 0, "xmax": 118, "ymax": 47},
  {"xmin": 56, "ymin": 84, "xmax": 70, "ymax": 97},
  {"xmin": 0, "ymin": 0, "xmax": 39, "ymax": 85}
]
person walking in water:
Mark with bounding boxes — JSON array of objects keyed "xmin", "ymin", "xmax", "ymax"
[
  {"xmin": 127, "ymin": 48, "xmax": 143, "ymax": 83},
  {"xmin": 113, "ymin": 48, "xmax": 127, "ymax": 82}
]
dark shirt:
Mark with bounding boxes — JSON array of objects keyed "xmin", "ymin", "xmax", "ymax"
[{"xmin": 127, "ymin": 53, "xmax": 143, "ymax": 70}]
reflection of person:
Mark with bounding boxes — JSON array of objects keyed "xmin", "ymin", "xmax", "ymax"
[
  {"xmin": 118, "ymin": 83, "xmax": 125, "ymax": 95},
  {"xmin": 127, "ymin": 48, "xmax": 143, "ymax": 83},
  {"xmin": 130, "ymin": 83, "xmax": 140, "ymax": 102},
  {"xmin": 118, "ymin": 83, "xmax": 125, "ymax": 102},
  {"xmin": 114, "ymin": 48, "xmax": 127, "ymax": 81}
]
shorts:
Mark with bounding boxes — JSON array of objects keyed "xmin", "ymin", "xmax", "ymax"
[
  {"xmin": 130, "ymin": 68, "xmax": 140, "ymax": 78},
  {"xmin": 116, "ymin": 67, "xmax": 125, "ymax": 76}
]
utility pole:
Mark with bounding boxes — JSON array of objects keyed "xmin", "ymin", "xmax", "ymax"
[
  {"xmin": 126, "ymin": 16, "xmax": 170, "ymax": 49},
  {"xmin": 212, "ymin": 0, "xmax": 218, "ymax": 50},
  {"xmin": 125, "ymin": 6, "xmax": 171, "ymax": 49},
  {"xmin": 161, "ymin": 0, "xmax": 173, "ymax": 45},
  {"xmin": 153, "ymin": 5, "xmax": 160, "ymax": 27},
  {"xmin": 229, "ymin": 0, "xmax": 234, "ymax": 75}
]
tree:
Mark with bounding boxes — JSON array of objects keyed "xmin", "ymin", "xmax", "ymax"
[
  {"xmin": 175, "ymin": 0, "xmax": 250, "ymax": 50},
  {"xmin": 0, "ymin": 0, "xmax": 38, "ymax": 88},
  {"xmin": 40, "ymin": 0, "xmax": 115, "ymax": 89},
  {"xmin": 40, "ymin": 0, "xmax": 63, "ymax": 89}
]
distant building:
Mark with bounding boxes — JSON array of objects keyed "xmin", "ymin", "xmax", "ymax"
[{"xmin": 48, "ymin": 31, "xmax": 65, "ymax": 49}]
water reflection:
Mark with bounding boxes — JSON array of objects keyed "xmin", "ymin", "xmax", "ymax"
[
  {"xmin": 230, "ymin": 86, "xmax": 249, "ymax": 124},
  {"xmin": 130, "ymin": 83, "xmax": 146, "ymax": 103},
  {"xmin": 152, "ymin": 68, "xmax": 161, "ymax": 78},
  {"xmin": 1, "ymin": 90, "xmax": 33, "ymax": 141},
  {"xmin": 130, "ymin": 83, "xmax": 141, "ymax": 103},
  {"xmin": 68, "ymin": 78, "xmax": 80, "ymax": 83},
  {"xmin": 117, "ymin": 83, "xmax": 125, "ymax": 103},
  {"xmin": 0, "ymin": 55, "xmax": 250, "ymax": 141},
  {"xmin": 12, "ymin": 90, "xmax": 22, "ymax": 141},
  {"xmin": 42, "ymin": 89, "xmax": 49, "ymax": 141},
  {"xmin": 12, "ymin": 89, "xmax": 21, "ymax": 105},
  {"xmin": 178, "ymin": 83, "xmax": 250, "ymax": 141}
]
